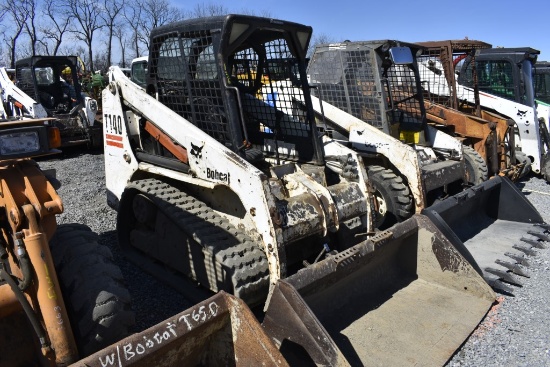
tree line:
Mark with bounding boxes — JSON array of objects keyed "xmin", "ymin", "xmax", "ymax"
[
  {"xmin": 0, "ymin": 1, "xmax": 273, "ymax": 72},
  {"xmin": 0, "ymin": 0, "xmax": 335, "ymax": 73}
]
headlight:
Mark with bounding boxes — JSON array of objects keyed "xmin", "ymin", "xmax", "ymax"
[{"xmin": 0, "ymin": 131, "xmax": 40, "ymax": 155}]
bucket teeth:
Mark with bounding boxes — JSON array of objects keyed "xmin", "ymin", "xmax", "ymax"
[
  {"xmin": 486, "ymin": 279, "xmax": 516, "ymax": 295},
  {"xmin": 513, "ymin": 244, "xmax": 537, "ymax": 256},
  {"xmin": 485, "ymin": 267, "xmax": 522, "ymax": 286},
  {"xmin": 527, "ymin": 230, "xmax": 550, "ymax": 243},
  {"xmin": 534, "ymin": 223, "xmax": 550, "ymax": 232},
  {"xmin": 494, "ymin": 259, "xmax": 530, "ymax": 277},
  {"xmin": 504, "ymin": 252, "xmax": 530, "ymax": 267},
  {"xmin": 521, "ymin": 236, "xmax": 546, "ymax": 249}
]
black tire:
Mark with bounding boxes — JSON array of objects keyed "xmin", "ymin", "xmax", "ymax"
[
  {"xmin": 463, "ymin": 145, "xmax": 488, "ymax": 185},
  {"xmin": 515, "ymin": 150, "xmax": 532, "ymax": 179},
  {"xmin": 50, "ymin": 224, "xmax": 135, "ymax": 357},
  {"xmin": 367, "ymin": 166, "xmax": 414, "ymax": 230}
]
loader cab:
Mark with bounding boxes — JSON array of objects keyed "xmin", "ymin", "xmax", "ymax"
[
  {"xmin": 15, "ymin": 56, "xmax": 84, "ymax": 116},
  {"xmin": 130, "ymin": 56, "xmax": 148, "ymax": 89},
  {"xmin": 416, "ymin": 39, "xmax": 492, "ymax": 112},
  {"xmin": 147, "ymin": 15, "xmax": 323, "ymax": 166},
  {"xmin": 534, "ymin": 61, "xmax": 550, "ymax": 105},
  {"xmin": 458, "ymin": 48, "xmax": 539, "ymax": 107},
  {"xmin": 308, "ymin": 40, "xmax": 428, "ymax": 143}
]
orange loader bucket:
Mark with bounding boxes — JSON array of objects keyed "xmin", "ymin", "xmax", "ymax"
[{"xmin": 73, "ymin": 292, "xmax": 288, "ymax": 367}]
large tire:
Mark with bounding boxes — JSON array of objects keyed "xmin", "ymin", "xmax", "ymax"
[
  {"xmin": 367, "ymin": 166, "xmax": 414, "ymax": 230},
  {"xmin": 515, "ymin": 150, "xmax": 532, "ymax": 179},
  {"xmin": 463, "ymin": 145, "xmax": 488, "ymax": 185},
  {"xmin": 50, "ymin": 224, "xmax": 135, "ymax": 357}
]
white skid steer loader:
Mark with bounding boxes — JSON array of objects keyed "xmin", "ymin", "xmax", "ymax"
[
  {"xmin": 455, "ymin": 47, "xmax": 550, "ymax": 181},
  {"xmin": 300, "ymin": 41, "xmax": 549, "ymax": 293},
  {"xmin": 102, "ymin": 14, "xmax": 498, "ymax": 365}
]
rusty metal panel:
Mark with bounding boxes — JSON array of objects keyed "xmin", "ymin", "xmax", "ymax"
[{"xmin": 73, "ymin": 292, "xmax": 288, "ymax": 367}]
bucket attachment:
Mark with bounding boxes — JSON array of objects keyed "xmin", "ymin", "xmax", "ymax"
[
  {"xmin": 422, "ymin": 176, "xmax": 549, "ymax": 293},
  {"xmin": 262, "ymin": 215, "xmax": 495, "ymax": 366},
  {"xmin": 73, "ymin": 292, "xmax": 288, "ymax": 367}
]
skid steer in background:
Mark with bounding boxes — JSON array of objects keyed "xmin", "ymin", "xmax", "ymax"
[
  {"xmin": 305, "ymin": 40, "xmax": 467, "ymax": 229},
  {"xmin": 416, "ymin": 40, "xmax": 529, "ymax": 180},
  {"xmin": 0, "ymin": 117, "xmax": 134, "ymax": 366},
  {"xmin": 0, "ymin": 56, "xmax": 102, "ymax": 148},
  {"xmin": 305, "ymin": 40, "xmax": 549, "ymax": 293},
  {"xmin": 130, "ymin": 56, "xmax": 148, "ymax": 90},
  {"xmin": 103, "ymin": 14, "xmax": 496, "ymax": 365},
  {"xmin": 455, "ymin": 47, "xmax": 550, "ymax": 182}
]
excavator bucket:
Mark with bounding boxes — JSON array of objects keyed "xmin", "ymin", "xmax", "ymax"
[
  {"xmin": 422, "ymin": 176, "xmax": 550, "ymax": 293},
  {"xmin": 262, "ymin": 215, "xmax": 495, "ymax": 366},
  {"xmin": 73, "ymin": 292, "xmax": 288, "ymax": 367}
]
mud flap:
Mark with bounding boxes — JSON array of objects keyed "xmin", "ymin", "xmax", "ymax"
[
  {"xmin": 422, "ymin": 176, "xmax": 549, "ymax": 292},
  {"xmin": 262, "ymin": 215, "xmax": 495, "ymax": 366},
  {"xmin": 73, "ymin": 292, "xmax": 288, "ymax": 367}
]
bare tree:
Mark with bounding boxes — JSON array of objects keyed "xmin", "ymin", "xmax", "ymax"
[
  {"xmin": 135, "ymin": 0, "xmax": 185, "ymax": 51},
  {"xmin": 100, "ymin": 0, "xmax": 125, "ymax": 67},
  {"xmin": 40, "ymin": 0, "xmax": 72, "ymax": 55},
  {"xmin": 93, "ymin": 50, "xmax": 109, "ymax": 73},
  {"xmin": 2, "ymin": 0, "xmax": 30, "ymax": 67},
  {"xmin": 189, "ymin": 3, "xmax": 228, "ymax": 17},
  {"xmin": 114, "ymin": 23, "xmax": 130, "ymax": 67},
  {"xmin": 65, "ymin": 0, "xmax": 105, "ymax": 71},
  {"xmin": 123, "ymin": 0, "xmax": 144, "ymax": 59},
  {"xmin": 23, "ymin": 0, "xmax": 39, "ymax": 55},
  {"xmin": 308, "ymin": 33, "xmax": 336, "ymax": 58}
]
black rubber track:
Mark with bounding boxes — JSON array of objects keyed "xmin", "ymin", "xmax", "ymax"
[
  {"xmin": 367, "ymin": 165, "xmax": 413, "ymax": 230},
  {"xmin": 49, "ymin": 223, "xmax": 135, "ymax": 357},
  {"xmin": 120, "ymin": 179, "xmax": 270, "ymax": 306},
  {"xmin": 463, "ymin": 145, "xmax": 489, "ymax": 185}
]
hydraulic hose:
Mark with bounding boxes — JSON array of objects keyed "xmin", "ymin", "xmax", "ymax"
[
  {"xmin": 0, "ymin": 265, "xmax": 50, "ymax": 351},
  {"xmin": 14, "ymin": 235, "xmax": 33, "ymax": 291}
]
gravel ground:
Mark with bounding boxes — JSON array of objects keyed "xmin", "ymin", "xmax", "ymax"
[{"xmin": 37, "ymin": 149, "xmax": 550, "ymax": 366}]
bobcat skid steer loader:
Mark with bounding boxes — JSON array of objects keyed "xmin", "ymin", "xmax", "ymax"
[
  {"xmin": 305, "ymin": 40, "xmax": 548, "ymax": 293},
  {"xmin": 456, "ymin": 47, "xmax": 550, "ymax": 182},
  {"xmin": 416, "ymin": 39, "xmax": 529, "ymax": 181},
  {"xmin": 102, "ymin": 14, "xmax": 495, "ymax": 366}
]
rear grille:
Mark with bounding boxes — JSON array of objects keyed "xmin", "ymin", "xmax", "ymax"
[{"xmin": 308, "ymin": 44, "xmax": 425, "ymax": 131}]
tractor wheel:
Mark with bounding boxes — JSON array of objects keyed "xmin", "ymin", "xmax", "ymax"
[
  {"xmin": 515, "ymin": 150, "xmax": 532, "ymax": 179},
  {"xmin": 463, "ymin": 145, "xmax": 488, "ymax": 185},
  {"xmin": 50, "ymin": 224, "xmax": 135, "ymax": 357},
  {"xmin": 367, "ymin": 166, "xmax": 413, "ymax": 230}
]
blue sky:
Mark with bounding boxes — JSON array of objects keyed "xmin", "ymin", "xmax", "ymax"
[{"xmin": 178, "ymin": 0, "xmax": 550, "ymax": 61}]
